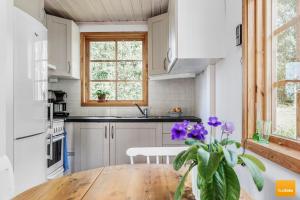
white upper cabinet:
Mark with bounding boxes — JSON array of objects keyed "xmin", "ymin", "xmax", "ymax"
[
  {"xmin": 168, "ymin": 0, "xmax": 225, "ymax": 74},
  {"xmin": 148, "ymin": 13, "xmax": 169, "ymax": 76},
  {"xmin": 14, "ymin": 0, "xmax": 46, "ymax": 26},
  {"xmin": 47, "ymin": 15, "xmax": 80, "ymax": 79}
]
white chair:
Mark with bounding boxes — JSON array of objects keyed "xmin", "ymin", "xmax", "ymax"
[
  {"xmin": 126, "ymin": 147, "xmax": 188, "ymax": 164},
  {"xmin": 0, "ymin": 155, "xmax": 14, "ymax": 200}
]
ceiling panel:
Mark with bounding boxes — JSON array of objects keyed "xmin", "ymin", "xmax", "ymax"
[{"xmin": 44, "ymin": 0, "xmax": 169, "ymax": 22}]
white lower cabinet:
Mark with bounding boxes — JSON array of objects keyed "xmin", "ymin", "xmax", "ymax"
[
  {"xmin": 73, "ymin": 122, "xmax": 162, "ymax": 172},
  {"xmin": 110, "ymin": 123, "xmax": 162, "ymax": 165},
  {"xmin": 74, "ymin": 123, "xmax": 109, "ymax": 172}
]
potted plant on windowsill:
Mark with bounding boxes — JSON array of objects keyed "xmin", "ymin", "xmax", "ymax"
[
  {"xmin": 95, "ymin": 90, "xmax": 109, "ymax": 102},
  {"xmin": 171, "ymin": 117, "xmax": 266, "ymax": 200}
]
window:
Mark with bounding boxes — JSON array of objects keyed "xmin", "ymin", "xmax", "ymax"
[
  {"xmin": 243, "ymin": 0, "xmax": 300, "ymax": 173},
  {"xmin": 272, "ymin": 0, "xmax": 300, "ymax": 140},
  {"xmin": 81, "ymin": 32, "xmax": 148, "ymax": 106}
]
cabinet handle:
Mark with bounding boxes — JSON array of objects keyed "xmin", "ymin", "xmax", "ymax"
[
  {"xmin": 111, "ymin": 126, "xmax": 114, "ymax": 139},
  {"xmin": 163, "ymin": 57, "xmax": 167, "ymax": 71},
  {"xmin": 167, "ymin": 48, "xmax": 171, "ymax": 63},
  {"xmin": 68, "ymin": 61, "xmax": 71, "ymax": 73},
  {"xmin": 105, "ymin": 126, "xmax": 107, "ymax": 139}
]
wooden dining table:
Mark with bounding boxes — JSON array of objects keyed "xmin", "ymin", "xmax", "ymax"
[{"xmin": 14, "ymin": 164, "xmax": 252, "ymax": 200}]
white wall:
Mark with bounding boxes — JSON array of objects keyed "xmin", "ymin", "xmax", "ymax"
[
  {"xmin": 194, "ymin": 0, "xmax": 300, "ymax": 199},
  {"xmin": 49, "ymin": 78, "xmax": 195, "ymax": 116},
  {"xmin": 0, "ymin": 0, "xmax": 13, "ymax": 158},
  {"xmin": 49, "ymin": 23, "xmax": 195, "ymax": 116}
]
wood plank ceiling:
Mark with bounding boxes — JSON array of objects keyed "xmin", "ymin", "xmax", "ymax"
[{"xmin": 44, "ymin": 0, "xmax": 169, "ymax": 22}]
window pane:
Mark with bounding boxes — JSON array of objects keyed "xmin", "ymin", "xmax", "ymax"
[
  {"xmin": 274, "ymin": 0, "xmax": 297, "ymax": 28},
  {"xmin": 90, "ymin": 41, "xmax": 115, "ymax": 60},
  {"xmin": 90, "ymin": 62, "xmax": 116, "ymax": 80},
  {"xmin": 275, "ymin": 26, "xmax": 297, "ymax": 81},
  {"xmin": 117, "ymin": 82, "xmax": 142, "ymax": 100},
  {"xmin": 117, "ymin": 61, "xmax": 142, "ymax": 80},
  {"xmin": 117, "ymin": 41, "xmax": 142, "ymax": 60},
  {"xmin": 273, "ymin": 83, "xmax": 300, "ymax": 139},
  {"xmin": 90, "ymin": 82, "xmax": 116, "ymax": 100}
]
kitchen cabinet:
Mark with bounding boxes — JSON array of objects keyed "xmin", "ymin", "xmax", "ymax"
[
  {"xmin": 72, "ymin": 122, "xmax": 163, "ymax": 171},
  {"xmin": 148, "ymin": 13, "xmax": 169, "ymax": 75},
  {"xmin": 74, "ymin": 123, "xmax": 109, "ymax": 171},
  {"xmin": 14, "ymin": 0, "xmax": 46, "ymax": 26},
  {"xmin": 47, "ymin": 15, "xmax": 80, "ymax": 79},
  {"xmin": 167, "ymin": 0, "xmax": 225, "ymax": 74},
  {"xmin": 110, "ymin": 123, "xmax": 162, "ymax": 165}
]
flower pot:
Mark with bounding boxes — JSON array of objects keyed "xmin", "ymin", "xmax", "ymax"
[
  {"xmin": 97, "ymin": 94, "xmax": 106, "ymax": 102},
  {"xmin": 191, "ymin": 166, "xmax": 200, "ymax": 200}
]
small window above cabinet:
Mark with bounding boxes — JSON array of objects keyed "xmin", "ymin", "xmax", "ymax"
[
  {"xmin": 148, "ymin": 13, "xmax": 169, "ymax": 76},
  {"xmin": 47, "ymin": 15, "xmax": 80, "ymax": 79}
]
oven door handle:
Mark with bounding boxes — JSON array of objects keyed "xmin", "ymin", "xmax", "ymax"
[
  {"xmin": 47, "ymin": 134, "xmax": 54, "ymax": 160},
  {"xmin": 53, "ymin": 135, "xmax": 65, "ymax": 142}
]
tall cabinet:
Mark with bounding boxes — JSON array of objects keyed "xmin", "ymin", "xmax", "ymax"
[{"xmin": 47, "ymin": 15, "xmax": 80, "ymax": 79}]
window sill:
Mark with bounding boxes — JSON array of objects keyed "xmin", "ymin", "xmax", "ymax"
[{"xmin": 245, "ymin": 139, "xmax": 300, "ymax": 174}]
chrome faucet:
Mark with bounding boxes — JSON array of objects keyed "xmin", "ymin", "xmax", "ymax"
[{"xmin": 134, "ymin": 103, "xmax": 148, "ymax": 118}]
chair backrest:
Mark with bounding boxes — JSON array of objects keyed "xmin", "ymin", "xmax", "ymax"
[
  {"xmin": 0, "ymin": 155, "xmax": 14, "ymax": 200},
  {"xmin": 126, "ymin": 147, "xmax": 188, "ymax": 164}
]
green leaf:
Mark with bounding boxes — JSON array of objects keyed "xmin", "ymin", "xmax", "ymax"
[
  {"xmin": 241, "ymin": 154, "xmax": 266, "ymax": 172},
  {"xmin": 240, "ymin": 156, "xmax": 264, "ymax": 191},
  {"xmin": 223, "ymin": 164, "xmax": 240, "ymax": 200},
  {"xmin": 220, "ymin": 138, "xmax": 241, "ymax": 148},
  {"xmin": 173, "ymin": 145, "xmax": 198, "ymax": 171},
  {"xmin": 199, "ymin": 163, "xmax": 240, "ymax": 200},
  {"xmin": 223, "ymin": 147, "xmax": 238, "ymax": 167},
  {"xmin": 185, "ymin": 138, "xmax": 208, "ymax": 150},
  {"xmin": 197, "ymin": 148, "xmax": 210, "ymax": 179},
  {"xmin": 185, "ymin": 138, "xmax": 198, "ymax": 146},
  {"xmin": 197, "ymin": 149, "xmax": 222, "ymax": 180},
  {"xmin": 173, "ymin": 150, "xmax": 187, "ymax": 171},
  {"xmin": 174, "ymin": 164, "xmax": 195, "ymax": 200}
]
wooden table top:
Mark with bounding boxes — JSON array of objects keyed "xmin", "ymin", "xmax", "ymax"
[{"xmin": 14, "ymin": 164, "xmax": 252, "ymax": 200}]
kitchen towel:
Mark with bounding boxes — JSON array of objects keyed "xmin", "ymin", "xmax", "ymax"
[{"xmin": 63, "ymin": 128, "xmax": 69, "ymax": 172}]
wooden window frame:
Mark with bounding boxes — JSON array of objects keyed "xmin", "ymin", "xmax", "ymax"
[
  {"xmin": 243, "ymin": 0, "xmax": 300, "ymax": 173},
  {"xmin": 80, "ymin": 32, "xmax": 148, "ymax": 107}
]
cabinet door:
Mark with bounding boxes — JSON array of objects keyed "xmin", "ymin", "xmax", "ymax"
[
  {"xmin": 110, "ymin": 123, "xmax": 162, "ymax": 165},
  {"xmin": 168, "ymin": 0, "xmax": 177, "ymax": 71},
  {"xmin": 148, "ymin": 13, "xmax": 169, "ymax": 75},
  {"xmin": 47, "ymin": 15, "xmax": 71, "ymax": 77},
  {"xmin": 75, "ymin": 123, "xmax": 109, "ymax": 171}
]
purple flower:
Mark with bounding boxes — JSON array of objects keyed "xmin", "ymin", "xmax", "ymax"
[
  {"xmin": 187, "ymin": 123, "xmax": 208, "ymax": 141},
  {"xmin": 182, "ymin": 120, "xmax": 190, "ymax": 128},
  {"xmin": 221, "ymin": 122, "xmax": 235, "ymax": 134},
  {"xmin": 207, "ymin": 116, "xmax": 222, "ymax": 127},
  {"xmin": 171, "ymin": 123, "xmax": 187, "ymax": 140}
]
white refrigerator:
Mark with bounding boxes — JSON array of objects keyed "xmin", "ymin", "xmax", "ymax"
[{"xmin": 13, "ymin": 7, "xmax": 48, "ymax": 194}]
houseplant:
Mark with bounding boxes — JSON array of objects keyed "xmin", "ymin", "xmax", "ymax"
[
  {"xmin": 171, "ymin": 117, "xmax": 265, "ymax": 200},
  {"xmin": 95, "ymin": 90, "xmax": 109, "ymax": 102}
]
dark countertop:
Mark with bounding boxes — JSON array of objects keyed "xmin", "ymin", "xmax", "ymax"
[{"xmin": 64, "ymin": 116, "xmax": 201, "ymax": 123}]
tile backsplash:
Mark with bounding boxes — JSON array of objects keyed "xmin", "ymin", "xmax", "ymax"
[{"xmin": 49, "ymin": 78, "xmax": 195, "ymax": 116}]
